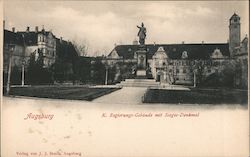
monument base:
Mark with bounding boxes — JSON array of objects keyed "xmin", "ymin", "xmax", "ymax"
[
  {"xmin": 136, "ymin": 46, "xmax": 147, "ymax": 78},
  {"xmin": 137, "ymin": 70, "xmax": 146, "ymax": 76}
]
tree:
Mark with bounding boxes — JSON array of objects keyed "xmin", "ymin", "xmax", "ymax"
[
  {"xmin": 11, "ymin": 65, "xmax": 21, "ymax": 85},
  {"xmin": 26, "ymin": 52, "xmax": 53, "ymax": 85},
  {"xmin": 75, "ymin": 57, "xmax": 91, "ymax": 84},
  {"xmin": 72, "ymin": 40, "xmax": 88, "ymax": 56},
  {"xmin": 192, "ymin": 60, "xmax": 206, "ymax": 86},
  {"xmin": 91, "ymin": 59, "xmax": 106, "ymax": 84}
]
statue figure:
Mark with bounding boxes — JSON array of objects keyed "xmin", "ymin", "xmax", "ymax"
[{"xmin": 137, "ymin": 22, "xmax": 146, "ymax": 45}]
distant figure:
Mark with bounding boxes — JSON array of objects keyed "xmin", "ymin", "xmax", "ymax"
[{"xmin": 137, "ymin": 22, "xmax": 147, "ymax": 45}]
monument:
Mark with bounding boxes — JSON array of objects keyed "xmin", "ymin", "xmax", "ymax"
[{"xmin": 136, "ymin": 22, "xmax": 147, "ymax": 78}]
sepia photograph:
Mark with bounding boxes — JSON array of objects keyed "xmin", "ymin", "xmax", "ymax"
[{"xmin": 1, "ymin": 1, "xmax": 249, "ymax": 157}]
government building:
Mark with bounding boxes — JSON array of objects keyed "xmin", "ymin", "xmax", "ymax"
[{"xmin": 104, "ymin": 13, "xmax": 248, "ymax": 88}]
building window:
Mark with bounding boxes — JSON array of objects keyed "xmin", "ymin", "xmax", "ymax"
[
  {"xmin": 155, "ymin": 61, "xmax": 159, "ymax": 66},
  {"xmin": 176, "ymin": 69, "xmax": 179, "ymax": 73},
  {"xmin": 169, "ymin": 69, "xmax": 172, "ymax": 73},
  {"xmin": 183, "ymin": 68, "xmax": 186, "ymax": 73},
  {"xmin": 208, "ymin": 69, "xmax": 211, "ymax": 73}
]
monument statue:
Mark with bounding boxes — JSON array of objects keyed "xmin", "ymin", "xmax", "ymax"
[{"xmin": 137, "ymin": 22, "xmax": 146, "ymax": 45}]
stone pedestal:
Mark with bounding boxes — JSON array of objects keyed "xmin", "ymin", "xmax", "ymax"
[{"xmin": 136, "ymin": 46, "xmax": 147, "ymax": 77}]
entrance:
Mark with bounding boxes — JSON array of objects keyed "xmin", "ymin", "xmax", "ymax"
[
  {"xmin": 156, "ymin": 74, "xmax": 160, "ymax": 82},
  {"xmin": 156, "ymin": 71, "xmax": 164, "ymax": 82}
]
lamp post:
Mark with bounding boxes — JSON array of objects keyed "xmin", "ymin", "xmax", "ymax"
[
  {"xmin": 21, "ymin": 59, "xmax": 26, "ymax": 87},
  {"xmin": 105, "ymin": 66, "xmax": 108, "ymax": 85},
  {"xmin": 193, "ymin": 71, "xmax": 196, "ymax": 88},
  {"xmin": 6, "ymin": 44, "xmax": 15, "ymax": 95},
  {"xmin": 21, "ymin": 34, "xmax": 26, "ymax": 87},
  {"xmin": 105, "ymin": 61, "xmax": 109, "ymax": 85}
]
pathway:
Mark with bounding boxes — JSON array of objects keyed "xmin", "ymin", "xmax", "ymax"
[{"xmin": 92, "ymin": 87, "xmax": 147, "ymax": 104}]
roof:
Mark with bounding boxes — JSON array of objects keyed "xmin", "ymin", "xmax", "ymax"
[
  {"xmin": 109, "ymin": 43, "xmax": 230, "ymax": 60},
  {"xmin": 16, "ymin": 30, "xmax": 55, "ymax": 46},
  {"xmin": 16, "ymin": 31, "xmax": 38, "ymax": 46},
  {"xmin": 4, "ymin": 30, "xmax": 24, "ymax": 46},
  {"xmin": 55, "ymin": 38, "xmax": 78, "ymax": 61},
  {"xmin": 4, "ymin": 29, "xmax": 56, "ymax": 46},
  {"xmin": 230, "ymin": 13, "xmax": 240, "ymax": 21}
]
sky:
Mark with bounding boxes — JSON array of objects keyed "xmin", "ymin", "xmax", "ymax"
[{"xmin": 3, "ymin": 1, "xmax": 249, "ymax": 56}]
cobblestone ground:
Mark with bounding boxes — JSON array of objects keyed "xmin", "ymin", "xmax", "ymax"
[{"xmin": 93, "ymin": 87, "xmax": 147, "ymax": 105}]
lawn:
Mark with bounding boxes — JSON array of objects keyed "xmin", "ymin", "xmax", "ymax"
[
  {"xmin": 143, "ymin": 88, "xmax": 248, "ymax": 105},
  {"xmin": 6, "ymin": 86, "xmax": 121, "ymax": 101}
]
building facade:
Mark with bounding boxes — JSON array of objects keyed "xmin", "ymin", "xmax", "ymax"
[
  {"xmin": 3, "ymin": 26, "xmax": 79, "ymax": 85},
  {"xmin": 3, "ymin": 26, "xmax": 57, "ymax": 71}
]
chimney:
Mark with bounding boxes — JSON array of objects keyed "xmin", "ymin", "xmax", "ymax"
[
  {"xmin": 26, "ymin": 26, "xmax": 30, "ymax": 32},
  {"xmin": 12, "ymin": 27, "xmax": 15, "ymax": 32},
  {"xmin": 35, "ymin": 26, "xmax": 38, "ymax": 33},
  {"xmin": 3, "ymin": 20, "xmax": 5, "ymax": 30},
  {"xmin": 182, "ymin": 41, "xmax": 185, "ymax": 44},
  {"xmin": 202, "ymin": 41, "xmax": 204, "ymax": 44},
  {"xmin": 60, "ymin": 37, "xmax": 63, "ymax": 43}
]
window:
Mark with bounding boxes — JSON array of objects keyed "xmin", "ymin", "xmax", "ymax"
[
  {"xmin": 183, "ymin": 68, "xmax": 186, "ymax": 73},
  {"xmin": 176, "ymin": 69, "xmax": 179, "ymax": 73},
  {"xmin": 208, "ymin": 69, "xmax": 211, "ymax": 73},
  {"xmin": 155, "ymin": 61, "xmax": 159, "ymax": 66}
]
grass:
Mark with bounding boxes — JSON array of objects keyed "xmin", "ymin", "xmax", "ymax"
[
  {"xmin": 143, "ymin": 88, "xmax": 248, "ymax": 105},
  {"xmin": 6, "ymin": 86, "xmax": 121, "ymax": 101}
]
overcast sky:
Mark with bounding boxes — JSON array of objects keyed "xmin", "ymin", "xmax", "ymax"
[{"xmin": 4, "ymin": 1, "xmax": 249, "ymax": 56}]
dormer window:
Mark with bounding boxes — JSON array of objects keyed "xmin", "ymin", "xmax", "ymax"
[
  {"xmin": 181, "ymin": 51, "xmax": 188, "ymax": 59},
  {"xmin": 211, "ymin": 48, "xmax": 223, "ymax": 59}
]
